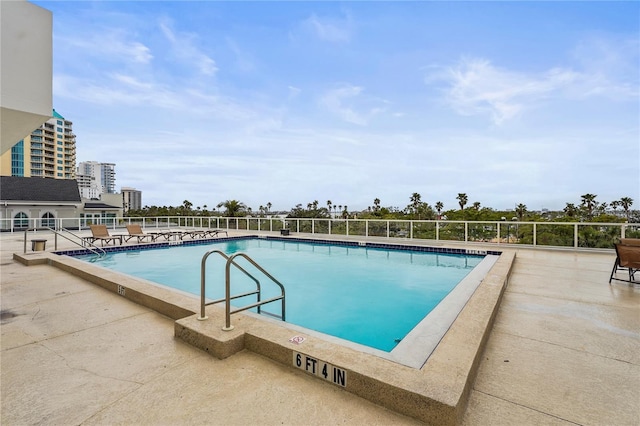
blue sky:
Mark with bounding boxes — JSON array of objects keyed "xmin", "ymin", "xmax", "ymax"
[{"xmin": 34, "ymin": 1, "xmax": 639, "ymax": 212}]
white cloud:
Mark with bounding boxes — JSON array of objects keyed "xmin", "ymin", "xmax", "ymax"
[
  {"xmin": 301, "ymin": 13, "xmax": 352, "ymax": 43},
  {"xmin": 429, "ymin": 52, "xmax": 639, "ymax": 125},
  {"xmin": 288, "ymin": 86, "xmax": 301, "ymax": 99},
  {"xmin": 158, "ymin": 17, "xmax": 218, "ymax": 76},
  {"xmin": 59, "ymin": 30, "xmax": 152, "ymax": 65},
  {"xmin": 225, "ymin": 37, "xmax": 255, "ymax": 73},
  {"xmin": 319, "ymin": 84, "xmax": 387, "ymax": 125}
]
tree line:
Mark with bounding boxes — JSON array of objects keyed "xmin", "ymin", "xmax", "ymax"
[{"xmin": 126, "ymin": 193, "xmax": 636, "ymax": 223}]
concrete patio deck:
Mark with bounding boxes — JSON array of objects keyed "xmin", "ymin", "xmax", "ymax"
[{"xmin": 1, "ymin": 231, "xmax": 638, "ymax": 425}]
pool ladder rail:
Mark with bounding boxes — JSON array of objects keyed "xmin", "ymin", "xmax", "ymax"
[
  {"xmin": 198, "ymin": 250, "xmax": 286, "ymax": 331},
  {"xmin": 23, "ymin": 227, "xmax": 106, "ymax": 257}
]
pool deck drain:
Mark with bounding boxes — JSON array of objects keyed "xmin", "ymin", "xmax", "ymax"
[{"xmin": 3, "ymin": 230, "xmax": 638, "ymax": 425}]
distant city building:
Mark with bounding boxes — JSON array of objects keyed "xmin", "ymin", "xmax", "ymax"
[
  {"xmin": 121, "ymin": 187, "xmax": 142, "ymax": 212},
  {"xmin": 77, "ymin": 161, "xmax": 116, "ymax": 198},
  {"xmin": 0, "ymin": 109, "xmax": 77, "ymax": 179}
]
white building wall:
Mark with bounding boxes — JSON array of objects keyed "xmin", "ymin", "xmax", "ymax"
[
  {"xmin": 121, "ymin": 187, "xmax": 142, "ymax": 211},
  {"xmin": 0, "ymin": 0, "xmax": 52, "ymax": 154},
  {"xmin": 77, "ymin": 161, "xmax": 115, "ymax": 197}
]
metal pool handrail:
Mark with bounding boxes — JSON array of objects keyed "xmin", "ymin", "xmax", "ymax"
[
  {"xmin": 23, "ymin": 227, "xmax": 106, "ymax": 257},
  {"xmin": 198, "ymin": 250, "xmax": 286, "ymax": 331},
  {"xmin": 198, "ymin": 249, "xmax": 261, "ymax": 320}
]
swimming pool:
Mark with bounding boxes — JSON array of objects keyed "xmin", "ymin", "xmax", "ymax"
[{"xmin": 77, "ymin": 237, "xmax": 486, "ymax": 352}]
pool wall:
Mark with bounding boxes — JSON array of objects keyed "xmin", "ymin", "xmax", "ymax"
[
  {"xmin": 174, "ymin": 249, "xmax": 514, "ymax": 425},
  {"xmin": 14, "ymin": 236, "xmax": 515, "ymax": 425}
]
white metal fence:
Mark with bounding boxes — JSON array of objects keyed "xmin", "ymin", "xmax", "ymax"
[{"xmin": 3, "ymin": 216, "xmax": 637, "ymax": 250}]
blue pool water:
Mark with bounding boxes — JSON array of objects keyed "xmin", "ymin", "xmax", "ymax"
[{"xmin": 78, "ymin": 238, "xmax": 483, "ymax": 351}]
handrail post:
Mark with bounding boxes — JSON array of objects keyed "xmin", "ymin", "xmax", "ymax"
[
  {"xmin": 198, "ymin": 252, "xmax": 210, "ymax": 320},
  {"xmin": 223, "ymin": 259, "xmax": 234, "ymax": 330}
]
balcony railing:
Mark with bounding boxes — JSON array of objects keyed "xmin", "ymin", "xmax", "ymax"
[{"xmin": 1, "ymin": 216, "xmax": 637, "ymax": 250}]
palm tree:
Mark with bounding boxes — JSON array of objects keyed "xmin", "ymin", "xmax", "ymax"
[
  {"xmin": 327, "ymin": 200, "xmax": 332, "ymax": 214},
  {"xmin": 620, "ymin": 197, "xmax": 634, "ymax": 221},
  {"xmin": 217, "ymin": 200, "xmax": 247, "ymax": 217},
  {"xmin": 610, "ymin": 200, "xmax": 620, "ymax": 212},
  {"xmin": 373, "ymin": 198, "xmax": 381, "ymax": 211},
  {"xmin": 580, "ymin": 193, "xmax": 598, "ymax": 218},
  {"xmin": 564, "ymin": 203, "xmax": 578, "ymax": 218},
  {"xmin": 456, "ymin": 193, "xmax": 468, "ymax": 211},
  {"xmin": 435, "ymin": 201, "xmax": 443, "ymax": 218},
  {"xmin": 182, "ymin": 199, "xmax": 193, "ymax": 214},
  {"xmin": 515, "ymin": 203, "xmax": 527, "ymax": 221},
  {"xmin": 472, "ymin": 201, "xmax": 481, "ymax": 211},
  {"xmin": 266, "ymin": 202, "xmax": 272, "ymax": 213},
  {"xmin": 410, "ymin": 193, "xmax": 421, "ymax": 214}
]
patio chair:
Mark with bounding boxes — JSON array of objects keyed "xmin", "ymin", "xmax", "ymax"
[
  {"xmin": 181, "ymin": 229, "xmax": 228, "ymax": 239},
  {"xmin": 182, "ymin": 229, "xmax": 208, "ymax": 239},
  {"xmin": 205, "ymin": 229, "xmax": 228, "ymax": 237},
  {"xmin": 609, "ymin": 242, "xmax": 640, "ymax": 284},
  {"xmin": 87, "ymin": 224, "xmax": 122, "ymax": 247},
  {"xmin": 124, "ymin": 224, "xmax": 156, "ymax": 243},
  {"xmin": 147, "ymin": 230, "xmax": 186, "ymax": 241},
  {"xmin": 620, "ymin": 238, "xmax": 640, "ymax": 247}
]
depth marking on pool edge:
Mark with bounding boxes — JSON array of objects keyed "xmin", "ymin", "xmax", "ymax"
[{"xmin": 293, "ymin": 352, "xmax": 347, "ymax": 387}]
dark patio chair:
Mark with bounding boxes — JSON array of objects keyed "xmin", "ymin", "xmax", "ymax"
[{"xmin": 609, "ymin": 242, "xmax": 640, "ymax": 284}]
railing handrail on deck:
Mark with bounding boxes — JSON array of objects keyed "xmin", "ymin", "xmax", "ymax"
[
  {"xmin": 5, "ymin": 216, "xmax": 638, "ymax": 250},
  {"xmin": 23, "ymin": 227, "xmax": 106, "ymax": 257}
]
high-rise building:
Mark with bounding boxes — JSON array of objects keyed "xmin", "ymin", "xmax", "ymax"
[
  {"xmin": 0, "ymin": 109, "xmax": 76, "ymax": 179},
  {"xmin": 77, "ymin": 161, "xmax": 116, "ymax": 198},
  {"xmin": 121, "ymin": 187, "xmax": 142, "ymax": 212}
]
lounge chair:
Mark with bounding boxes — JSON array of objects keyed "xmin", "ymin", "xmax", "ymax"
[
  {"xmin": 182, "ymin": 229, "xmax": 228, "ymax": 239},
  {"xmin": 609, "ymin": 240, "xmax": 640, "ymax": 284},
  {"xmin": 147, "ymin": 230, "xmax": 185, "ymax": 241},
  {"xmin": 124, "ymin": 224, "xmax": 156, "ymax": 243},
  {"xmin": 206, "ymin": 229, "xmax": 228, "ymax": 237},
  {"xmin": 182, "ymin": 229, "xmax": 208, "ymax": 239},
  {"xmin": 86, "ymin": 224, "xmax": 122, "ymax": 247}
]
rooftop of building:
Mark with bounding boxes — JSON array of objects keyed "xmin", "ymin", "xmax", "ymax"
[{"xmin": 0, "ymin": 175, "xmax": 81, "ymax": 202}]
